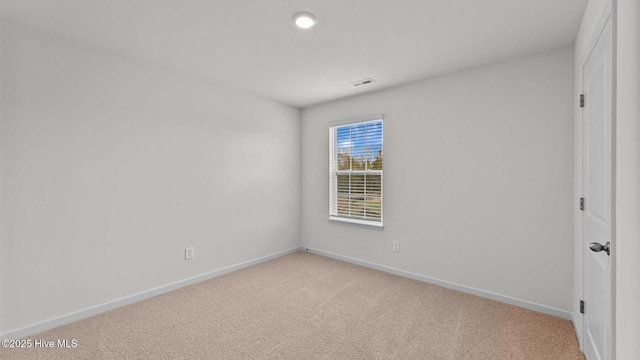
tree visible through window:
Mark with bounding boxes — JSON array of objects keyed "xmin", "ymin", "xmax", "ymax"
[{"xmin": 329, "ymin": 119, "xmax": 383, "ymax": 225}]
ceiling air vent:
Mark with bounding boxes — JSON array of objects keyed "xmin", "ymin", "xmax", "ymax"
[{"xmin": 350, "ymin": 78, "xmax": 375, "ymax": 88}]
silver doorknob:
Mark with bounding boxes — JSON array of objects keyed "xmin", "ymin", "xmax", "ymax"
[{"xmin": 589, "ymin": 242, "xmax": 610, "ymax": 256}]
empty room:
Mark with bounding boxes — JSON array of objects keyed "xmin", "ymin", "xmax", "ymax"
[{"xmin": 0, "ymin": 0, "xmax": 639, "ymax": 359}]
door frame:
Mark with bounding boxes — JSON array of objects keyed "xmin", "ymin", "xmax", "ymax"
[{"xmin": 580, "ymin": 1, "xmax": 616, "ymax": 358}]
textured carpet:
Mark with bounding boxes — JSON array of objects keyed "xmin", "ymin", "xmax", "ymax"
[{"xmin": 1, "ymin": 251, "xmax": 584, "ymax": 360}]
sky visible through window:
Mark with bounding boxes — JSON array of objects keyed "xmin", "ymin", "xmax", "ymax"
[{"xmin": 336, "ymin": 121, "xmax": 383, "ymax": 170}]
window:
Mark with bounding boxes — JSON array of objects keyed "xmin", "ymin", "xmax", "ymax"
[{"xmin": 329, "ymin": 118, "xmax": 383, "ymax": 227}]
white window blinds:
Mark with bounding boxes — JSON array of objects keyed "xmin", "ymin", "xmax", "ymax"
[{"xmin": 329, "ymin": 119, "xmax": 383, "ymax": 226}]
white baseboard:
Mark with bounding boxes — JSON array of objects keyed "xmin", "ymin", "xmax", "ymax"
[
  {"xmin": 303, "ymin": 247, "xmax": 573, "ymax": 321},
  {"xmin": 0, "ymin": 246, "xmax": 303, "ymax": 340},
  {"xmin": 573, "ymin": 312, "xmax": 583, "ymax": 351},
  {"xmin": 2, "ymin": 245, "xmax": 576, "ymax": 340}
]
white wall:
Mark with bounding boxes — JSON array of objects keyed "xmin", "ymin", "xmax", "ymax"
[
  {"xmin": 301, "ymin": 48, "xmax": 575, "ymax": 311},
  {"xmin": 615, "ymin": 0, "xmax": 640, "ymax": 358},
  {"xmin": 0, "ymin": 11, "xmax": 3, "ymax": 332},
  {"xmin": 0, "ymin": 21, "xmax": 301, "ymax": 332},
  {"xmin": 572, "ymin": 0, "xmax": 610, "ymax": 345}
]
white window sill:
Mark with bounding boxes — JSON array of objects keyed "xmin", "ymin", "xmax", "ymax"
[{"xmin": 328, "ymin": 216, "xmax": 384, "ymax": 228}]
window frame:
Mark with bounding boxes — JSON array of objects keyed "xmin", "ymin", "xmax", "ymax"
[{"xmin": 328, "ymin": 116, "xmax": 384, "ymax": 228}]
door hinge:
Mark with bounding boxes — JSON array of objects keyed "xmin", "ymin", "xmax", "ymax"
[
  {"xmin": 580, "ymin": 300, "xmax": 585, "ymax": 314},
  {"xmin": 580, "ymin": 94, "xmax": 585, "ymax": 108},
  {"xmin": 580, "ymin": 197, "xmax": 585, "ymax": 211}
]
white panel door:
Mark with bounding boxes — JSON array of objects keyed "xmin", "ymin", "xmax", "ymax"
[{"xmin": 582, "ymin": 13, "xmax": 613, "ymax": 360}]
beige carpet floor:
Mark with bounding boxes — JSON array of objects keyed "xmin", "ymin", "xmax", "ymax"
[{"xmin": 1, "ymin": 251, "xmax": 584, "ymax": 360}]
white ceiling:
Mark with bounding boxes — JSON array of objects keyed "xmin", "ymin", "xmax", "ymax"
[{"xmin": 1, "ymin": 0, "xmax": 587, "ymax": 108}]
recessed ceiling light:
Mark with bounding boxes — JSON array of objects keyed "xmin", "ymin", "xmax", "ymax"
[{"xmin": 293, "ymin": 12, "xmax": 317, "ymax": 29}]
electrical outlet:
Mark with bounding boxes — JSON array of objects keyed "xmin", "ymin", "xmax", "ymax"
[
  {"xmin": 185, "ymin": 247, "xmax": 194, "ymax": 260},
  {"xmin": 393, "ymin": 241, "xmax": 400, "ymax": 252}
]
